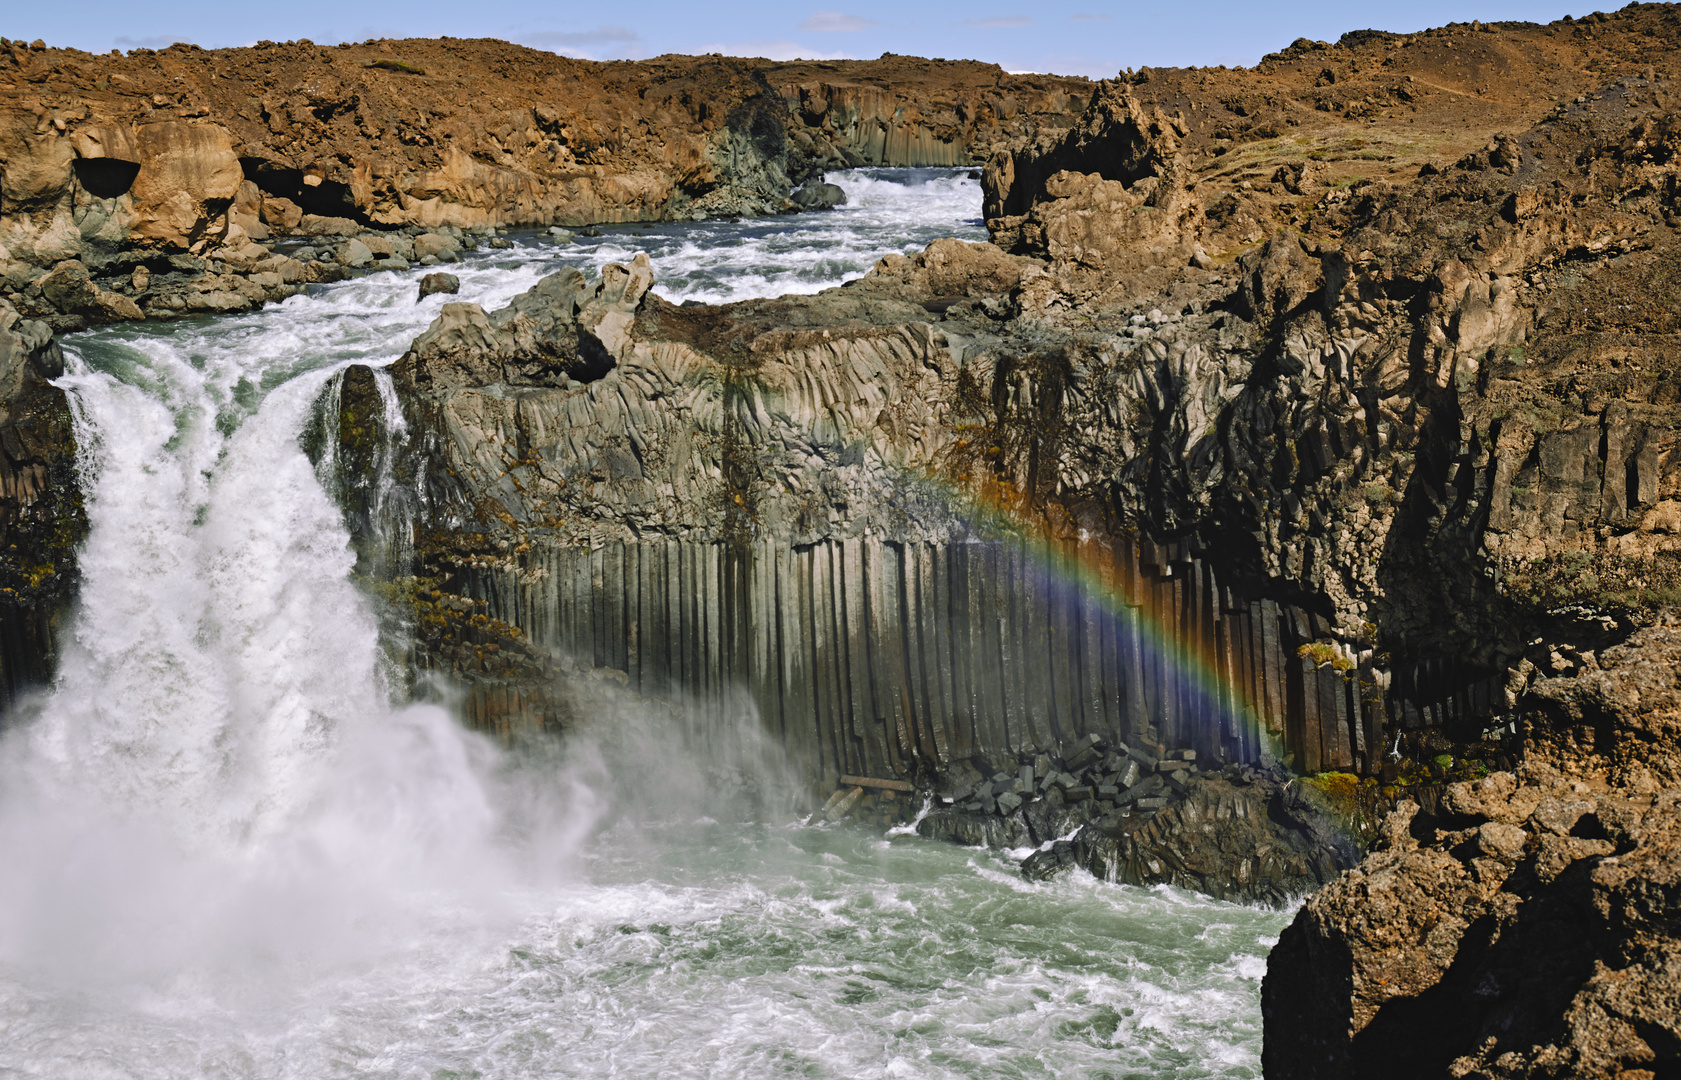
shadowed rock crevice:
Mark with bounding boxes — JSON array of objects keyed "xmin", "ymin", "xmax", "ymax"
[{"xmin": 69, "ymin": 156, "xmax": 141, "ymax": 199}]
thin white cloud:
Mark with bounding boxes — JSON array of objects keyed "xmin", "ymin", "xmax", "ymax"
[
  {"xmin": 115, "ymin": 34, "xmax": 193, "ymax": 49},
  {"xmin": 1070, "ymin": 12, "xmax": 1111, "ymax": 22},
  {"xmin": 962, "ymin": 16, "xmax": 1032, "ymax": 28},
  {"xmin": 521, "ymin": 26, "xmax": 639, "ymax": 47},
  {"xmin": 518, "ymin": 26, "xmax": 640, "ymax": 60},
  {"xmin": 798, "ymin": 12, "xmax": 880, "ymax": 32},
  {"xmin": 701, "ymin": 38, "xmax": 850, "ymax": 60}
]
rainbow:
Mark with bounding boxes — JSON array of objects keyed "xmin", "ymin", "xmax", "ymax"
[{"xmin": 937, "ymin": 475, "xmax": 1296, "ymax": 771}]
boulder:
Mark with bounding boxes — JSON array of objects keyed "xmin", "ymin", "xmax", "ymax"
[
  {"xmin": 250, "ymin": 254, "xmax": 307, "ymax": 283},
  {"xmin": 126, "ymin": 121, "xmax": 243, "ymax": 248},
  {"xmin": 396, "ymin": 252, "xmax": 653, "ymax": 390},
  {"xmin": 413, "ymin": 233, "xmax": 460, "ymax": 262},
  {"xmin": 214, "ymin": 239, "xmax": 273, "ymax": 272},
  {"xmin": 230, "ymin": 180, "xmax": 269, "ymax": 242},
  {"xmin": 36, "ymin": 260, "xmax": 143, "ymax": 321},
  {"xmin": 296, "ymin": 215, "xmax": 361, "ymax": 237},
  {"xmin": 260, "ymin": 196, "xmax": 305, "ymax": 231},
  {"xmin": 418, "ymin": 272, "xmax": 460, "ymax": 300},
  {"xmin": 790, "ymin": 181, "xmax": 847, "ymax": 210},
  {"xmin": 336, "ymin": 239, "xmax": 373, "ymax": 268}
]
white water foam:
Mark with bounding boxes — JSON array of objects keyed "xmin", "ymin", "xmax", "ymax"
[
  {"xmin": 355, "ymin": 167, "xmax": 989, "ymax": 307},
  {"xmin": 0, "ymin": 171, "xmax": 1288, "ymax": 1078}
]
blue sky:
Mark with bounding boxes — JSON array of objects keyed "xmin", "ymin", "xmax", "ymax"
[{"xmin": 10, "ymin": 1, "xmax": 1586, "ymax": 78}]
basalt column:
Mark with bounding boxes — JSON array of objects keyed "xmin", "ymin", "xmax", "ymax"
[{"xmin": 453, "ymin": 534, "xmax": 1503, "ymax": 783}]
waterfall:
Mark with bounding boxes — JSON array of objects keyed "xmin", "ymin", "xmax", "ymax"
[{"xmin": 0, "ymin": 303, "xmax": 538, "ymax": 992}]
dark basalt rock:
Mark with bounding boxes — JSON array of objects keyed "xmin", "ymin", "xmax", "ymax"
[
  {"xmin": 790, "ymin": 181, "xmax": 847, "ymax": 210},
  {"xmin": 916, "ymin": 740, "xmax": 1374, "ymax": 904},
  {"xmin": 0, "ymin": 302, "xmax": 85, "ymax": 713}
]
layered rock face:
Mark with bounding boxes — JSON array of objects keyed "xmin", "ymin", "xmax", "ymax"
[{"xmin": 0, "ymin": 38, "xmax": 1085, "ymax": 329}]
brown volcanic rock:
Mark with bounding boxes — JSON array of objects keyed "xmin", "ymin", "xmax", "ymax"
[
  {"xmin": 982, "ymin": 5, "xmax": 1681, "ymax": 306},
  {"xmin": 983, "ymin": 83, "xmax": 1204, "ymax": 304},
  {"xmin": 0, "ymin": 37, "xmax": 1086, "ymax": 329},
  {"xmin": 0, "ymin": 39, "xmax": 1086, "ymax": 253},
  {"xmin": 1263, "ymin": 620, "xmax": 1681, "ymax": 1078}
]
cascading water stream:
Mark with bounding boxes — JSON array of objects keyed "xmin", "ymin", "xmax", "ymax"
[{"xmin": 0, "ymin": 170, "xmax": 1288, "ymax": 1079}]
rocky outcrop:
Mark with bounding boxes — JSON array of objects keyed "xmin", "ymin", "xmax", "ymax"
[
  {"xmin": 923, "ymin": 741, "xmax": 1379, "ymax": 904},
  {"xmin": 275, "ymin": 8, "xmax": 1681, "ymax": 1069},
  {"xmin": 355, "ymin": 8, "xmax": 1681, "ymax": 853},
  {"xmin": 1263, "ymin": 616, "xmax": 1681, "ymax": 1078},
  {"xmin": 0, "ymin": 38, "xmax": 1086, "ymax": 329},
  {"xmin": 0, "ymin": 300, "xmax": 83, "ymax": 709},
  {"xmin": 983, "ymin": 83, "xmax": 1206, "ymax": 304},
  {"xmin": 773, "ymin": 56, "xmax": 1089, "ymax": 169}
]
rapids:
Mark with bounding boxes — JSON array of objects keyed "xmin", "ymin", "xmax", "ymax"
[{"xmin": 0, "ymin": 169, "xmax": 1289, "ymax": 1079}]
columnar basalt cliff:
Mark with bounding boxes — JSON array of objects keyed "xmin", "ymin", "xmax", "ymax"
[
  {"xmin": 0, "ymin": 39, "xmax": 1087, "ymax": 329},
  {"xmin": 337, "ymin": 5, "xmax": 1681, "ymax": 921},
  {"xmin": 7, "ymin": 0, "xmax": 1681, "ymax": 1046}
]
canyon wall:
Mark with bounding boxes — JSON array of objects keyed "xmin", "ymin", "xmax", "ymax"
[
  {"xmin": 375, "ymin": 6, "xmax": 1681, "ymax": 790},
  {"xmin": 335, "ymin": 7, "xmax": 1681, "ymax": 928},
  {"xmin": 0, "ymin": 38, "xmax": 1086, "ymax": 330}
]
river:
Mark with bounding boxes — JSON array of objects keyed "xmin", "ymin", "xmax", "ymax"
[{"xmin": 0, "ymin": 169, "xmax": 1289, "ymax": 1079}]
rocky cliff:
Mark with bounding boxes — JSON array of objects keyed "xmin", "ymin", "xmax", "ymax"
[
  {"xmin": 7, "ymin": 0, "xmax": 1681, "ymax": 1042},
  {"xmin": 344, "ymin": 3, "xmax": 1681, "ymax": 921},
  {"xmin": 1263, "ymin": 618, "xmax": 1681, "ymax": 1077},
  {"xmin": 0, "ymin": 38, "xmax": 1085, "ymax": 330},
  {"xmin": 0, "ymin": 300, "xmax": 83, "ymax": 709}
]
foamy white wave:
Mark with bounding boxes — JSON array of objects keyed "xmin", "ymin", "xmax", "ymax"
[
  {"xmin": 0, "ymin": 171, "xmax": 1288, "ymax": 1079},
  {"xmin": 468, "ymin": 167, "xmax": 988, "ymax": 305}
]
